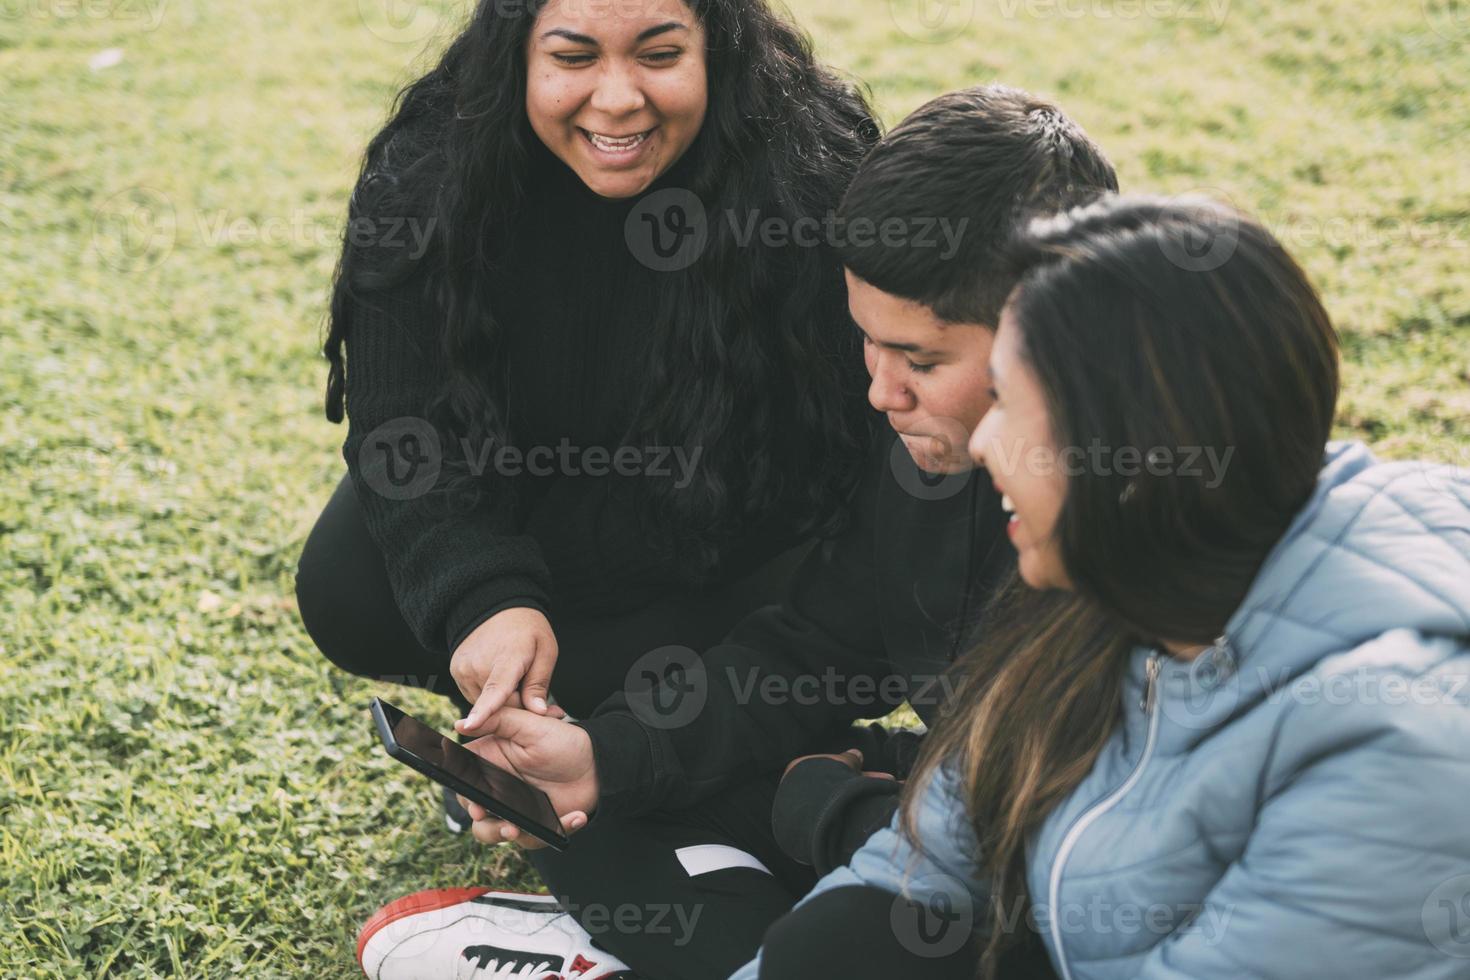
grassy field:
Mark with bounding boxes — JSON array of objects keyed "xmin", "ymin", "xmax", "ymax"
[{"xmin": 2, "ymin": 0, "xmax": 1466, "ymax": 975}]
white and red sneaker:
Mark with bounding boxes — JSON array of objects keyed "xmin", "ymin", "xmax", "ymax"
[{"xmin": 357, "ymin": 887, "xmax": 635, "ymax": 980}]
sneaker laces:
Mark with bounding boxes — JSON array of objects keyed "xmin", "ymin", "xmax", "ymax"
[
  {"xmin": 456, "ymin": 948, "xmax": 625, "ymax": 980},
  {"xmin": 454, "ymin": 955, "xmax": 562, "ymax": 980}
]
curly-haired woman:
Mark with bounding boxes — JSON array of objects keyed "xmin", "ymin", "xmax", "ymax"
[{"xmin": 296, "ymin": 0, "xmax": 877, "ymax": 752}]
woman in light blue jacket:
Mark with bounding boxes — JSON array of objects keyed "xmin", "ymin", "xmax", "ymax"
[{"xmin": 733, "ymin": 196, "xmax": 1470, "ymax": 980}]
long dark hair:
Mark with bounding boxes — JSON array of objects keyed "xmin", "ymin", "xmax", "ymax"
[
  {"xmin": 902, "ymin": 195, "xmax": 1341, "ymax": 976},
  {"xmin": 322, "ymin": 0, "xmax": 878, "ymax": 569}
]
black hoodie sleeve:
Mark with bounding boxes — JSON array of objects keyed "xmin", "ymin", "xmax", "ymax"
[
  {"xmin": 769, "ymin": 758, "xmax": 903, "ymax": 875},
  {"xmin": 339, "ymin": 250, "xmax": 552, "ymax": 656},
  {"xmin": 575, "ymin": 437, "xmax": 900, "ymax": 817},
  {"xmin": 769, "ymin": 723, "xmax": 927, "ymax": 873}
]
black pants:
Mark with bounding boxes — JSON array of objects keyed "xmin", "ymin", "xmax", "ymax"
[
  {"xmin": 759, "ymin": 884, "xmax": 996, "ymax": 980},
  {"xmin": 527, "ymin": 781, "xmax": 1055, "ymax": 980},
  {"xmin": 527, "ymin": 773, "xmax": 818, "ymax": 980},
  {"xmin": 293, "ymin": 470, "xmax": 816, "ymax": 977},
  {"xmin": 294, "ymin": 471, "xmax": 1053, "ymax": 979}
]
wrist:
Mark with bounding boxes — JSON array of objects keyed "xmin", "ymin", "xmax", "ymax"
[
  {"xmin": 574, "ymin": 711, "xmax": 658, "ymax": 818},
  {"xmin": 570, "ymin": 726, "xmax": 601, "ymax": 816},
  {"xmin": 446, "ymin": 589, "xmax": 550, "ymax": 654}
]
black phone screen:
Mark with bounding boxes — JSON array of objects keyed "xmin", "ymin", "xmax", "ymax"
[{"xmin": 371, "ymin": 698, "xmax": 565, "ymax": 845}]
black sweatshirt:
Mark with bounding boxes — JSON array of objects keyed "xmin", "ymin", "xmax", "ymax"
[
  {"xmin": 578, "ymin": 431, "xmax": 1015, "ymax": 872},
  {"xmin": 337, "ymin": 139, "xmax": 862, "ymax": 654}
]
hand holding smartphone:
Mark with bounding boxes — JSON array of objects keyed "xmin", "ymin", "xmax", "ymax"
[{"xmin": 369, "ymin": 697, "xmax": 572, "ymax": 850}]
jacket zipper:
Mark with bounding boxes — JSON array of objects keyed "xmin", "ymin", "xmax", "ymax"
[{"xmin": 1047, "ymin": 651, "xmax": 1162, "ymax": 980}]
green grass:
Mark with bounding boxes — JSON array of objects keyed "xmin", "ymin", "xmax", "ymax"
[{"xmin": 1, "ymin": 0, "xmax": 1466, "ymax": 975}]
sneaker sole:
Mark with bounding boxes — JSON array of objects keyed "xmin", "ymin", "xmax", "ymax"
[{"xmin": 356, "ymin": 888, "xmax": 565, "ymax": 977}]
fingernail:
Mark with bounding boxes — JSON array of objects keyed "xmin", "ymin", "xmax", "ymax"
[{"xmin": 531, "ymin": 698, "xmax": 546, "ymax": 711}]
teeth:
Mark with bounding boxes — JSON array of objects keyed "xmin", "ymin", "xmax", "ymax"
[
  {"xmin": 1001, "ymin": 493, "xmax": 1015, "ymax": 514},
  {"xmin": 586, "ymin": 129, "xmax": 650, "ymax": 151}
]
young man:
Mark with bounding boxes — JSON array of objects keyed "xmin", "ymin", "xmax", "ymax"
[{"xmin": 356, "ymin": 85, "xmax": 1118, "ymax": 980}]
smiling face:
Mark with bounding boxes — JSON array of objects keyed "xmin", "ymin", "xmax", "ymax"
[
  {"xmin": 525, "ymin": 0, "xmax": 708, "ymax": 200},
  {"xmin": 846, "ymin": 269, "xmax": 996, "ymax": 474},
  {"xmin": 968, "ymin": 304, "xmax": 1072, "ymax": 590}
]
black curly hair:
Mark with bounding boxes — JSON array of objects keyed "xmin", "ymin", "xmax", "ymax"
[{"xmin": 321, "ymin": 0, "xmax": 880, "ymax": 573}]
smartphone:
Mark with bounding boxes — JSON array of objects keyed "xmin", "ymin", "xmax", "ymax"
[{"xmin": 368, "ymin": 697, "xmax": 570, "ymax": 851}]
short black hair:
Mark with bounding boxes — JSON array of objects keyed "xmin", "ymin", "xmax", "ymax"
[{"xmin": 836, "ymin": 84, "xmax": 1118, "ymax": 325}]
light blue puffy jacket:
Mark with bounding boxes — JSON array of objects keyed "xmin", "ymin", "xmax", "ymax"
[{"xmin": 732, "ymin": 442, "xmax": 1470, "ymax": 979}]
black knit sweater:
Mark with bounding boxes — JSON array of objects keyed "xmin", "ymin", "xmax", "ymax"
[{"xmin": 338, "ymin": 141, "xmax": 866, "ymax": 654}]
